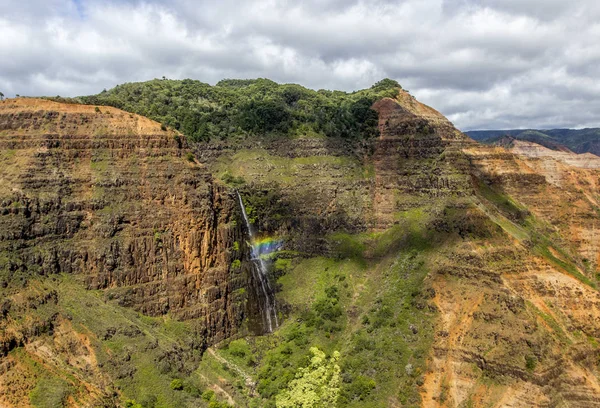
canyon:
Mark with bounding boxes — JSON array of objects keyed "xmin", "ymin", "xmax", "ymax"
[{"xmin": 1, "ymin": 83, "xmax": 600, "ymax": 407}]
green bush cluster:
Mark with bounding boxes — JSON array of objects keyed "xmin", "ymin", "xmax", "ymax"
[
  {"xmin": 29, "ymin": 378, "xmax": 71, "ymax": 408},
  {"xmin": 221, "ymin": 171, "xmax": 245, "ymax": 186},
  {"xmin": 199, "ymin": 389, "xmax": 232, "ymax": 408},
  {"xmin": 227, "ymin": 339, "xmax": 251, "ymax": 358},
  {"xmin": 301, "ymin": 285, "xmax": 344, "ymax": 334},
  {"xmin": 275, "ymin": 347, "xmax": 341, "ymax": 407},
  {"xmin": 256, "ymin": 325, "xmax": 314, "ymax": 400},
  {"xmin": 238, "ymin": 187, "xmax": 290, "ymax": 232},
  {"xmin": 50, "ymin": 78, "xmax": 400, "ymax": 142},
  {"xmin": 170, "ymin": 378, "xmax": 184, "ymax": 390}
]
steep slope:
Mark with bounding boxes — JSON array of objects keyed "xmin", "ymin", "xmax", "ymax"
[
  {"xmin": 423, "ymin": 138, "xmax": 600, "ymax": 406},
  {"xmin": 2, "ymin": 83, "xmax": 600, "ymax": 408},
  {"xmin": 196, "ymin": 87, "xmax": 600, "ymax": 407},
  {"xmin": 0, "ymin": 98, "xmax": 254, "ymax": 407}
]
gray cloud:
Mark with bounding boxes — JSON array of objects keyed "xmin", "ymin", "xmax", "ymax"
[{"xmin": 1, "ymin": 0, "xmax": 599, "ymax": 130}]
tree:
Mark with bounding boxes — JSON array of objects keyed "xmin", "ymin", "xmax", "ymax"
[
  {"xmin": 238, "ymin": 98, "xmax": 291, "ymax": 133},
  {"xmin": 0, "ymin": 92, "xmax": 4, "ymax": 101},
  {"xmin": 275, "ymin": 347, "xmax": 341, "ymax": 408}
]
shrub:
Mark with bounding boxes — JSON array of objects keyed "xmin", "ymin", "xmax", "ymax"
[
  {"xmin": 186, "ymin": 152, "xmax": 195, "ymax": 162},
  {"xmin": 314, "ymin": 298, "xmax": 342, "ymax": 321},
  {"xmin": 275, "ymin": 347, "xmax": 341, "ymax": 407},
  {"xmin": 525, "ymin": 355, "xmax": 537, "ymax": 371},
  {"xmin": 138, "ymin": 394, "xmax": 157, "ymax": 408},
  {"xmin": 183, "ymin": 383, "xmax": 202, "ymax": 397},
  {"xmin": 29, "ymin": 378, "xmax": 71, "ymax": 408},
  {"xmin": 325, "ymin": 285, "xmax": 339, "ymax": 300},
  {"xmin": 274, "ymin": 258, "xmax": 291, "ymax": 272},
  {"xmin": 228, "ymin": 339, "xmax": 250, "ymax": 358},
  {"xmin": 221, "ymin": 171, "xmax": 245, "ymax": 186},
  {"xmin": 201, "ymin": 390, "xmax": 216, "ymax": 401},
  {"xmin": 345, "ymin": 375, "xmax": 376, "ymax": 400},
  {"xmin": 170, "ymin": 378, "xmax": 184, "ymax": 391}
]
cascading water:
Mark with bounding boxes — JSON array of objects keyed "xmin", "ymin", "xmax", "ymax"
[{"xmin": 235, "ymin": 191, "xmax": 279, "ymax": 333}]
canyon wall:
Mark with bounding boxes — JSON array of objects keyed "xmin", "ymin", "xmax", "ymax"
[{"xmin": 2, "ymin": 90, "xmax": 600, "ymax": 407}]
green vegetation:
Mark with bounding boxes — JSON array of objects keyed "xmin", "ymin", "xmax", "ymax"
[
  {"xmin": 329, "ymin": 233, "xmax": 366, "ymax": 261},
  {"xmin": 29, "ymin": 377, "xmax": 71, "ymax": 408},
  {"xmin": 170, "ymin": 379, "xmax": 184, "ymax": 391},
  {"xmin": 528, "ymin": 301, "xmax": 571, "ymax": 344},
  {"xmin": 475, "ymin": 177, "xmax": 595, "ymax": 288},
  {"xmin": 525, "ymin": 355, "xmax": 537, "ymax": 371},
  {"xmin": 475, "ymin": 178, "xmax": 528, "ymax": 224},
  {"xmin": 5, "ymin": 275, "xmax": 224, "ymax": 408},
  {"xmin": 275, "ymin": 347, "xmax": 341, "ymax": 407},
  {"xmin": 200, "ymin": 391, "xmax": 232, "ymax": 408},
  {"xmin": 48, "ymin": 78, "xmax": 400, "ymax": 142},
  {"xmin": 8, "ymin": 73, "xmax": 593, "ymax": 408},
  {"xmin": 237, "ymin": 186, "xmax": 291, "ymax": 232},
  {"xmin": 227, "ymin": 339, "xmax": 251, "ymax": 358},
  {"xmin": 274, "ymin": 258, "xmax": 292, "ymax": 272},
  {"xmin": 221, "ymin": 171, "xmax": 245, "ymax": 187},
  {"xmin": 235, "ymin": 205, "xmax": 439, "ymax": 407}
]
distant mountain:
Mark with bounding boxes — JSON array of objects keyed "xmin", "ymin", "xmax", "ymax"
[{"xmin": 465, "ymin": 128, "xmax": 600, "ymax": 156}]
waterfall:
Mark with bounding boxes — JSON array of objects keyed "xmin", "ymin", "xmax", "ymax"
[{"xmin": 235, "ymin": 191, "xmax": 279, "ymax": 333}]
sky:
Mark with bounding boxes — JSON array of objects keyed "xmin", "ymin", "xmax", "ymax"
[{"xmin": 1, "ymin": 0, "xmax": 599, "ymax": 130}]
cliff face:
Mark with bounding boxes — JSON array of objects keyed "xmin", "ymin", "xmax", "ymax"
[
  {"xmin": 363, "ymin": 94, "xmax": 600, "ymax": 407},
  {"xmin": 0, "ymin": 99, "xmax": 253, "ymax": 406},
  {"xmin": 0, "ymin": 98, "xmax": 249, "ymax": 327},
  {"xmin": 370, "ymin": 94, "xmax": 474, "ymax": 229},
  {"xmin": 422, "ymin": 129, "xmax": 600, "ymax": 405},
  {"xmin": 196, "ymin": 89, "xmax": 600, "ymax": 407},
  {"xmin": 2, "ymin": 89, "xmax": 600, "ymax": 408}
]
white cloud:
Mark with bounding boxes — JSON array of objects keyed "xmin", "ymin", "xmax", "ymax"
[{"xmin": 1, "ymin": 0, "xmax": 599, "ymax": 130}]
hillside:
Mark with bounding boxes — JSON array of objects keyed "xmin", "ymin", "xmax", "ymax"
[
  {"xmin": 466, "ymin": 128, "xmax": 600, "ymax": 156},
  {"xmin": 1, "ymin": 83, "xmax": 600, "ymax": 408},
  {"xmin": 49, "ymin": 78, "xmax": 401, "ymax": 142}
]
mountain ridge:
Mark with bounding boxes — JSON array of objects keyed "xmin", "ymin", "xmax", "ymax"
[
  {"xmin": 1, "ymin": 82, "xmax": 600, "ymax": 407},
  {"xmin": 466, "ymin": 128, "xmax": 600, "ymax": 156}
]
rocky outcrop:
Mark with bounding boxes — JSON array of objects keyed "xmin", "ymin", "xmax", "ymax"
[
  {"xmin": 0, "ymin": 99, "xmax": 249, "ymax": 343},
  {"xmin": 3, "ymin": 92, "xmax": 600, "ymax": 408},
  {"xmin": 369, "ymin": 94, "xmax": 474, "ymax": 229},
  {"xmin": 510, "ymin": 139, "xmax": 600, "ymax": 169}
]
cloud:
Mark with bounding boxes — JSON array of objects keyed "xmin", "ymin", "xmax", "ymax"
[{"xmin": 0, "ymin": 0, "xmax": 599, "ymax": 130}]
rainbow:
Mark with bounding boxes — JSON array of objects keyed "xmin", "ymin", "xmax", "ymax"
[{"xmin": 252, "ymin": 236, "xmax": 283, "ymax": 255}]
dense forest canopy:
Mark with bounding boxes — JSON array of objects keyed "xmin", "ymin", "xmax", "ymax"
[{"xmin": 49, "ymin": 78, "xmax": 401, "ymax": 142}]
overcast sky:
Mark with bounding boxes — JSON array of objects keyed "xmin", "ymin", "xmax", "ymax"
[{"xmin": 1, "ymin": 0, "xmax": 599, "ymax": 130}]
